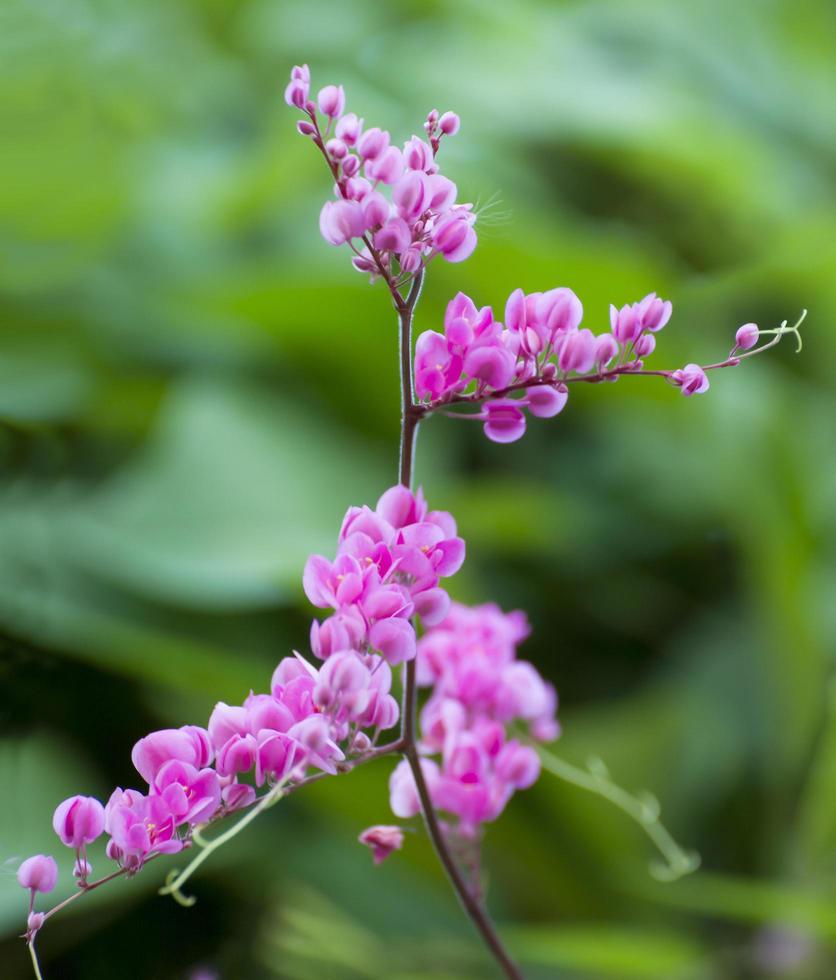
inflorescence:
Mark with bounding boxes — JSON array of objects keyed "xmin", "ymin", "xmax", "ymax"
[{"xmin": 15, "ymin": 64, "xmax": 805, "ymax": 980}]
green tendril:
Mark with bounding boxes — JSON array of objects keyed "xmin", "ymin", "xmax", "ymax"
[
  {"xmin": 159, "ymin": 782, "xmax": 286, "ymax": 905},
  {"xmin": 762, "ymin": 308, "xmax": 807, "ymax": 353},
  {"xmin": 536, "ymin": 745, "xmax": 701, "ymax": 883}
]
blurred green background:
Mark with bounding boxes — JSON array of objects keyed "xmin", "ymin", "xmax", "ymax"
[{"xmin": 2, "ymin": 0, "xmax": 835, "ymax": 977}]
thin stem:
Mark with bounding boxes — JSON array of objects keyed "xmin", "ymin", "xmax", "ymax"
[
  {"xmin": 398, "ymin": 268, "xmax": 425, "ymax": 487},
  {"xmin": 42, "ymin": 865, "xmax": 134, "ymax": 923},
  {"xmin": 160, "ymin": 783, "xmax": 287, "ymax": 903},
  {"xmin": 28, "ymin": 942, "xmax": 44, "ymax": 980},
  {"xmin": 395, "ymin": 273, "xmax": 523, "ymax": 980}
]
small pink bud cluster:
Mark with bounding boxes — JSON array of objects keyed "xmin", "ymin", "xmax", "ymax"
[
  {"xmin": 285, "ymin": 66, "xmax": 476, "ymax": 277},
  {"xmin": 304, "ymin": 485, "xmax": 465, "ymax": 666},
  {"xmin": 388, "ymin": 602, "xmax": 557, "ymax": 837},
  {"xmin": 414, "ymin": 288, "xmax": 709, "ymax": 443}
]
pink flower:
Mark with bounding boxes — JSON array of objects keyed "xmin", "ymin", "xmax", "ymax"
[
  {"xmin": 317, "ymin": 84, "xmax": 345, "ymax": 118},
  {"xmin": 366, "ymin": 146, "xmax": 404, "ymax": 185},
  {"xmin": 357, "ymin": 127, "xmax": 390, "ymax": 161},
  {"xmin": 672, "ymin": 363, "xmax": 710, "ymax": 396},
  {"xmin": 369, "ymin": 617, "xmax": 416, "ymax": 665},
  {"xmin": 319, "ymin": 200, "xmax": 367, "ymax": 246},
  {"xmin": 255, "ymin": 731, "xmax": 306, "ymax": 787},
  {"xmin": 152, "ymin": 761, "xmax": 221, "ymax": 825},
  {"xmin": 52, "ymin": 795, "xmax": 105, "ymax": 848},
  {"xmin": 359, "ymin": 825, "xmax": 404, "ymax": 864},
  {"xmin": 482, "ymin": 399, "xmax": 526, "ymax": 443},
  {"xmin": 524, "ymin": 384, "xmax": 568, "ymax": 418},
  {"xmin": 432, "ymin": 211, "xmax": 477, "ymax": 262},
  {"xmin": 389, "ymin": 758, "xmax": 441, "ymax": 818},
  {"xmin": 558, "ymin": 328, "xmax": 597, "ymax": 374},
  {"xmin": 17, "ymin": 855, "xmax": 58, "ymax": 895},
  {"xmin": 131, "ymin": 726, "xmax": 213, "ymax": 784},
  {"xmin": 494, "ymin": 741, "xmax": 540, "ymax": 789},
  {"xmin": 106, "ymin": 791, "xmax": 182, "ymax": 862}
]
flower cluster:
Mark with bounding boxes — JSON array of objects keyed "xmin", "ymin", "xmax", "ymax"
[
  {"xmin": 415, "ymin": 289, "xmax": 709, "ymax": 443},
  {"xmin": 388, "ymin": 602, "xmax": 557, "ymax": 837},
  {"xmin": 285, "ymin": 65, "xmax": 476, "ymax": 279},
  {"xmin": 17, "ymin": 484, "xmax": 464, "ymax": 933},
  {"xmin": 304, "ymin": 485, "xmax": 465, "ymax": 665}
]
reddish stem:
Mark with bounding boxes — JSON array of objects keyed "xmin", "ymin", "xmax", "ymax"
[{"xmin": 394, "ymin": 270, "xmax": 524, "ymax": 980}]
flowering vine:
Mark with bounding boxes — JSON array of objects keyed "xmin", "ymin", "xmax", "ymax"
[{"xmin": 14, "ymin": 65, "xmax": 804, "ymax": 980}]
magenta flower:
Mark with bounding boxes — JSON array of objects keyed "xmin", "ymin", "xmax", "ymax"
[
  {"xmin": 52, "ymin": 795, "xmax": 105, "ymax": 848},
  {"xmin": 132, "ymin": 726, "xmax": 213, "ymax": 785},
  {"xmin": 255, "ymin": 731, "xmax": 306, "ymax": 787},
  {"xmin": 152, "ymin": 761, "xmax": 222, "ymax": 825},
  {"xmin": 359, "ymin": 825, "xmax": 405, "ymax": 864},
  {"xmin": 106, "ymin": 791, "xmax": 182, "ymax": 862}
]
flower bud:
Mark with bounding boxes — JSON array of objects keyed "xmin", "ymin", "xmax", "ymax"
[
  {"xmin": 634, "ymin": 333, "xmax": 656, "ymax": 357},
  {"xmin": 374, "ymin": 217, "xmax": 411, "ymax": 254},
  {"xmin": 73, "ymin": 857, "xmax": 93, "ymax": 880},
  {"xmin": 296, "ymin": 120, "xmax": 316, "ymax": 137},
  {"xmin": 317, "ymin": 84, "xmax": 345, "ymax": 118},
  {"xmin": 341, "ymin": 154, "xmax": 360, "ymax": 177},
  {"xmin": 53, "ymin": 796, "xmax": 105, "ymax": 848},
  {"xmin": 594, "ymin": 333, "xmax": 619, "ymax": 368},
  {"xmin": 335, "ymin": 112, "xmax": 362, "ymax": 145},
  {"xmin": 671, "ymin": 363, "xmax": 710, "ymax": 396},
  {"xmin": 439, "ymin": 111, "xmax": 460, "ymax": 135},
  {"xmin": 326, "ymin": 138, "xmax": 347, "ymax": 160},
  {"xmin": 400, "ymin": 247, "xmax": 423, "ymax": 273},
  {"xmin": 284, "ymin": 79, "xmax": 308, "ymax": 109},
  {"xmin": 735, "ymin": 322, "xmax": 759, "ymax": 350},
  {"xmin": 27, "ymin": 912, "xmax": 45, "ymax": 936},
  {"xmin": 17, "ymin": 855, "xmax": 58, "ymax": 894},
  {"xmin": 357, "ymin": 126, "xmax": 390, "ymax": 161}
]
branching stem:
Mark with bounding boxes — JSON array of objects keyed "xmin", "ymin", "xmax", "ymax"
[{"xmin": 395, "ymin": 270, "xmax": 524, "ymax": 980}]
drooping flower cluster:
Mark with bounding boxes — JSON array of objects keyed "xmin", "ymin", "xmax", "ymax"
[
  {"xmin": 304, "ymin": 485, "xmax": 465, "ymax": 665},
  {"xmin": 21, "ymin": 647, "xmax": 402, "ymax": 915},
  {"xmin": 388, "ymin": 602, "xmax": 557, "ymax": 837},
  {"xmin": 18, "ymin": 484, "xmax": 465, "ymax": 931},
  {"xmin": 285, "ymin": 65, "xmax": 476, "ymax": 279}
]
